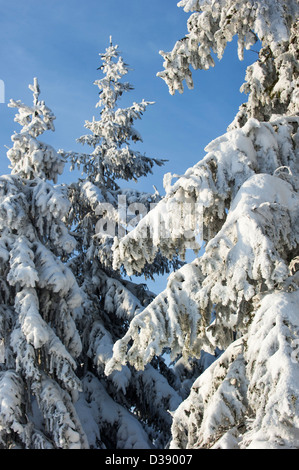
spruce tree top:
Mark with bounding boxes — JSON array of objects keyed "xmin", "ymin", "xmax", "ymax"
[{"xmin": 67, "ymin": 38, "xmax": 164, "ymax": 187}]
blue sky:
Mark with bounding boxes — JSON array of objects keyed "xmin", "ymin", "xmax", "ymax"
[{"xmin": 0, "ymin": 0, "xmax": 257, "ymax": 292}]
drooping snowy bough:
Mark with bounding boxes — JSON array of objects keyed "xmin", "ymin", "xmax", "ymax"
[
  {"xmin": 108, "ymin": 117, "xmax": 299, "ymax": 364},
  {"xmin": 106, "ymin": 0, "xmax": 299, "ymax": 448}
]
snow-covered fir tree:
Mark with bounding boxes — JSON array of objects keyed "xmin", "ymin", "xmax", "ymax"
[
  {"xmin": 60, "ymin": 40, "xmax": 184, "ymax": 449},
  {"xmin": 0, "ymin": 78, "xmax": 88, "ymax": 448},
  {"xmin": 106, "ymin": 0, "xmax": 299, "ymax": 449}
]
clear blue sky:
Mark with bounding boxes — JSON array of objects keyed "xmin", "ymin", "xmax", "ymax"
[{"xmin": 0, "ymin": 0, "xmax": 257, "ymax": 292}]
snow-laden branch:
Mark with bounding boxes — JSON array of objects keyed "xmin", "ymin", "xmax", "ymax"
[
  {"xmin": 61, "ymin": 41, "xmax": 164, "ymax": 186},
  {"xmin": 170, "ymin": 289, "xmax": 299, "ymax": 449},
  {"xmin": 106, "ymin": 169, "xmax": 299, "ymax": 372},
  {"xmin": 76, "ymin": 372, "xmax": 153, "ymax": 449},
  {"xmin": 113, "ymin": 117, "xmax": 299, "ymax": 276},
  {"xmin": 157, "ymin": 0, "xmax": 298, "ymax": 95}
]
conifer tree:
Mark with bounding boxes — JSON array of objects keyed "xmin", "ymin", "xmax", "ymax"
[
  {"xmin": 60, "ymin": 40, "xmax": 183, "ymax": 449},
  {"xmin": 0, "ymin": 79, "xmax": 88, "ymax": 448},
  {"xmin": 107, "ymin": 0, "xmax": 299, "ymax": 449}
]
